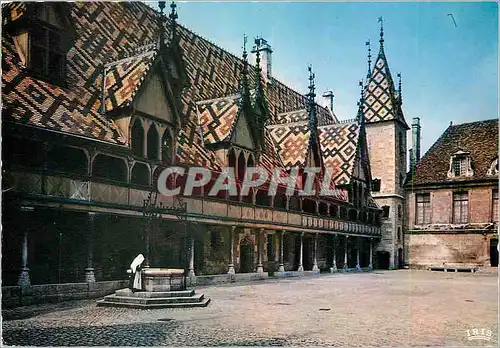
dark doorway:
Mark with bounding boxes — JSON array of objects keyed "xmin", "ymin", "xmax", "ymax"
[
  {"xmin": 239, "ymin": 238, "xmax": 253, "ymax": 273},
  {"xmin": 267, "ymin": 234, "xmax": 275, "ymax": 275},
  {"xmin": 377, "ymin": 251, "xmax": 390, "ymax": 270},
  {"xmin": 398, "ymin": 248, "xmax": 403, "ymax": 269},
  {"xmin": 490, "ymin": 239, "xmax": 499, "ymax": 267}
]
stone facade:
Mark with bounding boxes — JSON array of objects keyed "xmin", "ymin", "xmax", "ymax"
[
  {"xmin": 405, "ymin": 120, "xmax": 499, "ymax": 268},
  {"xmin": 366, "ymin": 121, "xmax": 408, "ymax": 269}
]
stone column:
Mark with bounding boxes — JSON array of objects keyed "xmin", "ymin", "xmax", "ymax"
[
  {"xmin": 356, "ymin": 237, "xmax": 361, "ymax": 271},
  {"xmin": 344, "ymin": 236, "xmax": 348, "ymax": 270},
  {"xmin": 369, "ymin": 238, "xmax": 373, "ymax": 271},
  {"xmin": 256, "ymin": 228, "xmax": 264, "ymax": 273},
  {"xmin": 228, "ymin": 226, "xmax": 236, "ymax": 275},
  {"xmin": 330, "ymin": 234, "xmax": 337, "ymax": 273},
  {"xmin": 85, "ymin": 212, "xmax": 96, "ymax": 283},
  {"xmin": 18, "ymin": 229, "xmax": 31, "ymax": 287},
  {"xmin": 278, "ymin": 231, "xmax": 285, "ymax": 272},
  {"xmin": 297, "ymin": 232, "xmax": 304, "ymax": 272},
  {"xmin": 312, "ymin": 233, "xmax": 319, "ymax": 272},
  {"xmin": 188, "ymin": 236, "xmax": 195, "ymax": 278}
]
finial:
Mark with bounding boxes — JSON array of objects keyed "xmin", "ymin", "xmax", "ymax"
[
  {"xmin": 397, "ymin": 73, "xmax": 402, "ymax": 100},
  {"xmin": 365, "ymin": 39, "xmax": 372, "ymax": 76},
  {"xmin": 307, "ymin": 64, "xmax": 316, "ymax": 99},
  {"xmin": 159, "ymin": 1, "xmax": 166, "ymax": 15},
  {"xmin": 169, "ymin": 1, "xmax": 178, "ymax": 42},
  {"xmin": 378, "ymin": 16, "xmax": 384, "ymax": 45},
  {"xmin": 242, "ymin": 34, "xmax": 248, "ymax": 60},
  {"xmin": 359, "ymin": 80, "xmax": 364, "ymax": 100},
  {"xmin": 169, "ymin": 1, "xmax": 177, "ymax": 22}
]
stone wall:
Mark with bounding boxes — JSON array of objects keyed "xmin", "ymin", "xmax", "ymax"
[
  {"xmin": 2, "ymin": 280, "xmax": 128, "ymax": 308},
  {"xmin": 407, "ymin": 233, "xmax": 495, "ymax": 268}
]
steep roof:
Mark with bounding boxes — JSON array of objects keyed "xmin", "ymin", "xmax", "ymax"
[
  {"xmin": 408, "ymin": 119, "xmax": 498, "ymax": 186},
  {"xmin": 2, "ymin": 2, "xmax": 364, "ymax": 189},
  {"xmin": 318, "ymin": 121, "xmax": 361, "ymax": 186},
  {"xmin": 362, "ymin": 36, "xmax": 408, "ymax": 129}
]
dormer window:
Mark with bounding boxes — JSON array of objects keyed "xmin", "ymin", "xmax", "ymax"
[
  {"xmin": 487, "ymin": 158, "xmax": 499, "ymax": 176},
  {"xmin": 447, "ymin": 150, "xmax": 474, "ymax": 178},
  {"xmin": 6, "ymin": 3, "xmax": 74, "ymax": 86},
  {"xmin": 30, "ymin": 26, "xmax": 67, "ymax": 84}
]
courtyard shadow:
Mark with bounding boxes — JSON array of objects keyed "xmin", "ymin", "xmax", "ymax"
[{"xmin": 3, "ymin": 322, "xmax": 179, "ymax": 346}]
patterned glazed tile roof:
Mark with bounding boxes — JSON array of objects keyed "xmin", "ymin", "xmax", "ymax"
[
  {"xmin": 2, "ymin": 37, "xmax": 127, "ymax": 144},
  {"xmin": 104, "ymin": 49, "xmax": 157, "ymax": 112},
  {"xmin": 267, "ymin": 121, "xmax": 311, "ymax": 170},
  {"xmin": 2, "ymin": 1, "xmax": 348, "ymax": 193},
  {"xmin": 196, "ymin": 94, "xmax": 240, "ymax": 144},
  {"xmin": 318, "ymin": 122, "xmax": 360, "ymax": 185},
  {"xmin": 408, "ymin": 119, "xmax": 498, "ymax": 186},
  {"xmin": 362, "ymin": 45, "xmax": 408, "ymax": 128}
]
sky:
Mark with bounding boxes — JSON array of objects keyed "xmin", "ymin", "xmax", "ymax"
[{"xmin": 147, "ymin": 1, "xmax": 498, "ymax": 156}]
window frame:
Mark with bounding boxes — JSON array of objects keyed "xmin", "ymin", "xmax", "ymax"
[
  {"xmin": 452, "ymin": 191, "xmax": 469, "ymax": 224},
  {"xmin": 415, "ymin": 193, "xmax": 431, "ymax": 225},
  {"xmin": 492, "ymin": 188, "xmax": 498, "ymax": 223}
]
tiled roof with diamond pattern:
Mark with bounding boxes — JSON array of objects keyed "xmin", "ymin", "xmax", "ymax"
[{"xmin": 318, "ymin": 122, "xmax": 360, "ymax": 185}]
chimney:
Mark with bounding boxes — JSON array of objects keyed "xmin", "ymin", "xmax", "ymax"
[
  {"xmin": 252, "ymin": 37, "xmax": 273, "ymax": 83},
  {"xmin": 412, "ymin": 117, "xmax": 421, "ymax": 164},
  {"xmin": 322, "ymin": 91, "xmax": 334, "ymax": 114},
  {"xmin": 408, "ymin": 148, "xmax": 413, "ymax": 172}
]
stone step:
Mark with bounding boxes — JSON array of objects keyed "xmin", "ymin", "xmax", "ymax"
[
  {"xmin": 103, "ymin": 293, "xmax": 205, "ymax": 305},
  {"xmin": 96, "ymin": 297, "xmax": 210, "ymax": 309},
  {"xmin": 114, "ymin": 288, "xmax": 195, "ymax": 298}
]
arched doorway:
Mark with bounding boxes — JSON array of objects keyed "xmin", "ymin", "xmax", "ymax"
[
  {"xmin": 490, "ymin": 239, "xmax": 499, "ymax": 267},
  {"xmin": 239, "ymin": 237, "xmax": 253, "ymax": 273},
  {"xmin": 398, "ymin": 248, "xmax": 403, "ymax": 269}
]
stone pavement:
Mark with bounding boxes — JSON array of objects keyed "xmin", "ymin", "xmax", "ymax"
[{"xmin": 2, "ymin": 270, "xmax": 498, "ymax": 346}]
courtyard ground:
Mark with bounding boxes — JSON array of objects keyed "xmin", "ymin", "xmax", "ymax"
[{"xmin": 2, "ymin": 270, "xmax": 498, "ymax": 346}]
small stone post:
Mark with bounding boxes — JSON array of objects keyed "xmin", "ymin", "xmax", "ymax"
[
  {"xmin": 312, "ymin": 233, "xmax": 319, "ymax": 272},
  {"xmin": 85, "ymin": 212, "xmax": 96, "ymax": 283},
  {"xmin": 356, "ymin": 237, "xmax": 361, "ymax": 272},
  {"xmin": 228, "ymin": 226, "xmax": 236, "ymax": 276},
  {"xmin": 330, "ymin": 234, "xmax": 337, "ymax": 273},
  {"xmin": 344, "ymin": 236, "xmax": 349, "ymax": 270},
  {"xmin": 256, "ymin": 228, "xmax": 264, "ymax": 273},
  {"xmin": 278, "ymin": 231, "xmax": 285, "ymax": 272},
  {"xmin": 297, "ymin": 232, "xmax": 304, "ymax": 272}
]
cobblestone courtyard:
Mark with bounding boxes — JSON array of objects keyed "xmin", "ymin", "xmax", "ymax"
[{"xmin": 2, "ymin": 270, "xmax": 498, "ymax": 346}]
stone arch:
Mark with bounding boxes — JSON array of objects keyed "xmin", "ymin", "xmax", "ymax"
[
  {"xmin": 161, "ymin": 128, "xmax": 174, "ymax": 164},
  {"xmin": 131, "ymin": 117, "xmax": 144, "ymax": 157},
  {"xmin": 147, "ymin": 124, "xmax": 160, "ymax": 160}
]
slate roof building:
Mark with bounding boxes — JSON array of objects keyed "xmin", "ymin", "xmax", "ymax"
[
  {"xmin": 405, "ymin": 119, "xmax": 499, "ymax": 269},
  {"xmin": 2, "ymin": 2, "xmax": 407, "ymax": 295}
]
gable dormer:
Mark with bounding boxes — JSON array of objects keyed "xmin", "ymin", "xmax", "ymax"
[
  {"xmin": 447, "ymin": 150, "xmax": 474, "ymax": 178},
  {"xmin": 4, "ymin": 3, "xmax": 76, "ymax": 86}
]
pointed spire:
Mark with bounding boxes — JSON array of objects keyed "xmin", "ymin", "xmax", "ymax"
[
  {"xmin": 307, "ymin": 65, "xmax": 317, "ymax": 136},
  {"xmin": 365, "ymin": 39, "xmax": 372, "ymax": 78},
  {"xmin": 378, "ymin": 16, "xmax": 384, "ymax": 47},
  {"xmin": 169, "ymin": 1, "xmax": 178, "ymax": 43},
  {"xmin": 254, "ymin": 38, "xmax": 263, "ymax": 96},
  {"xmin": 358, "ymin": 80, "xmax": 365, "ymax": 125},
  {"xmin": 397, "ymin": 73, "xmax": 402, "ymax": 104},
  {"xmin": 239, "ymin": 34, "xmax": 249, "ymax": 94},
  {"xmin": 157, "ymin": 1, "xmax": 167, "ymax": 48}
]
